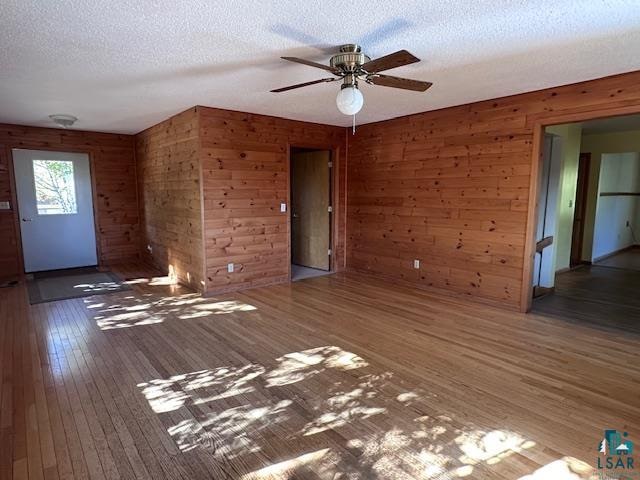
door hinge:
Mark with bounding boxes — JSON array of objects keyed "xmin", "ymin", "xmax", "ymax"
[
  {"xmin": 328, "ymin": 161, "xmax": 333, "ymax": 168},
  {"xmin": 328, "ymin": 249, "xmax": 332, "ymax": 256},
  {"xmin": 327, "ymin": 205, "xmax": 332, "ymax": 213}
]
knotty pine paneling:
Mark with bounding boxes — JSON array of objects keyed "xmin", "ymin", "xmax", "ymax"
[
  {"xmin": 198, "ymin": 106, "xmax": 347, "ymax": 294},
  {"xmin": 347, "ymin": 70, "xmax": 640, "ymax": 310},
  {"xmin": 0, "ymin": 124, "xmax": 138, "ymax": 278},
  {"xmin": 0, "ymin": 146, "xmax": 19, "ymax": 278},
  {"xmin": 135, "ymin": 107, "xmax": 205, "ymax": 292}
]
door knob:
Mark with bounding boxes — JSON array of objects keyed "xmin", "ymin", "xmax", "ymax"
[
  {"xmin": 22, "ymin": 218, "xmax": 33, "ymax": 222},
  {"xmin": 292, "ymin": 213, "xmax": 299, "ymax": 218}
]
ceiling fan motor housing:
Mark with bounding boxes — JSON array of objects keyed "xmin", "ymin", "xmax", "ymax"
[{"xmin": 330, "ymin": 44, "xmax": 370, "ymax": 74}]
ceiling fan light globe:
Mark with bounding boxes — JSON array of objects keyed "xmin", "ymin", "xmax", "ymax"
[{"xmin": 336, "ymin": 86, "xmax": 363, "ymax": 115}]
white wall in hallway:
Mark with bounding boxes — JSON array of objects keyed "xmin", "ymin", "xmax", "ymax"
[{"xmin": 592, "ymin": 152, "xmax": 640, "ymax": 260}]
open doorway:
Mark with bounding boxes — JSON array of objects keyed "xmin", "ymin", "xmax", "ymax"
[
  {"xmin": 531, "ymin": 114, "xmax": 640, "ymax": 328},
  {"xmin": 290, "ymin": 148, "xmax": 333, "ymax": 281}
]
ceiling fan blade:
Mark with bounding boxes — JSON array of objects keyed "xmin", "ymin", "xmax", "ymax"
[
  {"xmin": 281, "ymin": 57, "xmax": 339, "ymax": 74},
  {"xmin": 271, "ymin": 77, "xmax": 337, "ymax": 93},
  {"xmin": 368, "ymin": 74, "xmax": 433, "ymax": 92},
  {"xmin": 361, "ymin": 50, "xmax": 420, "ymax": 73}
]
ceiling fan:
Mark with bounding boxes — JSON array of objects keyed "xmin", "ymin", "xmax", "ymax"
[{"xmin": 271, "ymin": 44, "xmax": 432, "ymax": 116}]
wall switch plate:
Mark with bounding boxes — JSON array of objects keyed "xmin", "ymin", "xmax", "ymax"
[
  {"xmin": 0, "ymin": 201, "xmax": 10, "ymax": 210},
  {"xmin": 227, "ymin": 263, "xmax": 234, "ymax": 273},
  {"xmin": 280, "ymin": 203, "xmax": 287, "ymax": 213},
  {"xmin": 413, "ymin": 259, "xmax": 420, "ymax": 269}
]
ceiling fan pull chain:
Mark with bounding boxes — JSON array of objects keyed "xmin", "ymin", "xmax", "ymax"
[{"xmin": 352, "ymin": 113, "xmax": 356, "ymax": 134}]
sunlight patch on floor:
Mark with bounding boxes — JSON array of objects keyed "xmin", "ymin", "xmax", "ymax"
[
  {"xmin": 123, "ymin": 275, "xmax": 176, "ymax": 286},
  {"xmin": 518, "ymin": 457, "xmax": 593, "ymax": 479},
  {"xmin": 167, "ymin": 399, "xmax": 293, "ymax": 454},
  {"xmin": 455, "ymin": 429, "xmax": 533, "ymax": 465},
  {"xmin": 266, "ymin": 346, "xmax": 369, "ymax": 387},
  {"xmin": 138, "ymin": 365, "xmax": 265, "ymax": 413},
  {"xmin": 73, "ymin": 281, "xmax": 121, "ymax": 292},
  {"xmin": 87, "ymin": 292, "xmax": 258, "ymax": 329},
  {"xmin": 137, "ymin": 346, "xmax": 374, "ymax": 456},
  {"xmin": 240, "ymin": 448, "xmax": 334, "ymax": 480},
  {"xmin": 178, "ymin": 300, "xmax": 257, "ymax": 319},
  {"xmin": 301, "ymin": 385, "xmax": 387, "ymax": 436},
  {"xmin": 133, "ymin": 344, "xmax": 541, "ymax": 479}
]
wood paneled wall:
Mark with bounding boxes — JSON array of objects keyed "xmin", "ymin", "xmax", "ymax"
[
  {"xmin": 0, "ymin": 147, "xmax": 19, "ymax": 277},
  {"xmin": 5, "ymin": 70, "xmax": 640, "ymax": 309},
  {"xmin": 347, "ymin": 71, "xmax": 640, "ymax": 310},
  {"xmin": 135, "ymin": 108, "xmax": 205, "ymax": 292},
  {"xmin": 0, "ymin": 124, "xmax": 138, "ymax": 278},
  {"xmin": 198, "ymin": 106, "xmax": 347, "ymax": 294}
]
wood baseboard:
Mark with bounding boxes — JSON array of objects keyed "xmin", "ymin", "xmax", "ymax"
[
  {"xmin": 533, "ymin": 286, "xmax": 554, "ymax": 298},
  {"xmin": 556, "ymin": 262, "xmax": 591, "ymax": 276},
  {"xmin": 202, "ymin": 275, "xmax": 290, "ymax": 298}
]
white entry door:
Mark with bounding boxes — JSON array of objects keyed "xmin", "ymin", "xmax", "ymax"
[{"xmin": 13, "ymin": 149, "xmax": 98, "ymax": 272}]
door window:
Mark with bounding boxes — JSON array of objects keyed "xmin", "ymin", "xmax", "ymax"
[{"xmin": 32, "ymin": 159, "xmax": 78, "ymax": 215}]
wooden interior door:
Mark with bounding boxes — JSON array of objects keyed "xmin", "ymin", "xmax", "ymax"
[
  {"xmin": 291, "ymin": 150, "xmax": 330, "ymax": 270},
  {"xmin": 570, "ymin": 153, "xmax": 591, "ymax": 266}
]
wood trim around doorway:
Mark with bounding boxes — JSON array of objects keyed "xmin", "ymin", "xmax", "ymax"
[
  {"xmin": 286, "ymin": 143, "xmax": 341, "ymax": 281},
  {"xmin": 521, "ymin": 106, "xmax": 640, "ymax": 312},
  {"xmin": 570, "ymin": 152, "xmax": 591, "ymax": 267}
]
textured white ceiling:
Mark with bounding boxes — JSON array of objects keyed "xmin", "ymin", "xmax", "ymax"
[
  {"xmin": 2, "ymin": 0, "xmax": 640, "ymax": 134},
  {"xmin": 581, "ymin": 113, "xmax": 640, "ymax": 135}
]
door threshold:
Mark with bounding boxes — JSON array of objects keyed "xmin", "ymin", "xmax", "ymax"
[
  {"xmin": 28, "ymin": 265, "xmax": 100, "ymax": 279},
  {"xmin": 291, "ymin": 264, "xmax": 332, "ymax": 282}
]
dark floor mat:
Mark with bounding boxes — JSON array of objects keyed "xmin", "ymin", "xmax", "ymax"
[{"xmin": 27, "ymin": 269, "xmax": 131, "ymax": 304}]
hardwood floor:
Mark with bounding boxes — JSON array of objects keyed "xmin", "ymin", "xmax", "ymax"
[
  {"xmin": 595, "ymin": 248, "xmax": 640, "ymax": 272},
  {"xmin": 1, "ymin": 263, "xmax": 638, "ymax": 479},
  {"xmin": 533, "ymin": 263, "xmax": 640, "ymax": 332}
]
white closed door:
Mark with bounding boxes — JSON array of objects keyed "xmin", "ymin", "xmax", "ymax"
[{"xmin": 13, "ymin": 149, "xmax": 98, "ymax": 272}]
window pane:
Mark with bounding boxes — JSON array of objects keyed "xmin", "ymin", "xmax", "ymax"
[{"xmin": 33, "ymin": 160, "xmax": 78, "ymax": 215}]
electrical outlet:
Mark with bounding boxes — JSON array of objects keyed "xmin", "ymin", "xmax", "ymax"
[
  {"xmin": 413, "ymin": 259, "xmax": 420, "ymax": 269},
  {"xmin": 227, "ymin": 263, "xmax": 234, "ymax": 273},
  {"xmin": 280, "ymin": 203, "xmax": 287, "ymax": 213},
  {"xmin": 146, "ymin": 244, "xmax": 152, "ymax": 254}
]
